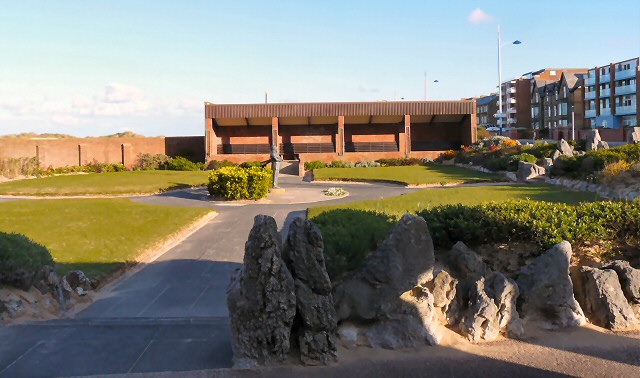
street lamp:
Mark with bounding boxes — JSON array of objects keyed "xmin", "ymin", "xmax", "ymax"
[
  {"xmin": 424, "ymin": 72, "xmax": 440, "ymax": 100},
  {"xmin": 497, "ymin": 24, "xmax": 522, "ymax": 136}
]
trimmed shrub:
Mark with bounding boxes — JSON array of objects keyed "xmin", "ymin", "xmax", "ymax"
[
  {"xmin": 0, "ymin": 232, "xmax": 54, "ymax": 290},
  {"xmin": 167, "ymin": 156, "xmax": 200, "ymax": 171},
  {"xmin": 208, "ymin": 160, "xmax": 237, "ymax": 170},
  {"xmin": 598, "ymin": 161, "xmax": 632, "ymax": 184},
  {"xmin": 135, "ymin": 153, "xmax": 170, "ymax": 170},
  {"xmin": 240, "ymin": 161, "xmax": 266, "ymax": 169},
  {"xmin": 207, "ymin": 166, "xmax": 272, "ymax": 200},
  {"xmin": 304, "ymin": 161, "xmax": 326, "ymax": 170},
  {"xmin": 329, "ymin": 160, "xmax": 354, "ymax": 168},
  {"xmin": 375, "ymin": 158, "xmax": 423, "ymax": 167}
]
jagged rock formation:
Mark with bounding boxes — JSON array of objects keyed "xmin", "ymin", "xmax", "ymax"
[
  {"xmin": 586, "ymin": 129, "xmax": 602, "ymax": 151},
  {"xmin": 577, "ymin": 267, "xmax": 638, "ymax": 330},
  {"xmin": 333, "ymin": 214, "xmax": 435, "ymax": 321},
  {"xmin": 283, "ymin": 217, "xmax": 337, "ymax": 366},
  {"xmin": 628, "ymin": 127, "xmax": 640, "ymax": 144},
  {"xmin": 517, "ymin": 162, "xmax": 546, "ymax": 182},
  {"xmin": 558, "ymin": 139, "xmax": 573, "ymax": 156},
  {"xmin": 517, "ymin": 241, "xmax": 586, "ymax": 329},
  {"xmin": 603, "ymin": 260, "xmax": 640, "ymax": 304},
  {"xmin": 227, "ymin": 215, "xmax": 296, "ymax": 368},
  {"xmin": 459, "ymin": 277, "xmax": 500, "ymax": 342}
]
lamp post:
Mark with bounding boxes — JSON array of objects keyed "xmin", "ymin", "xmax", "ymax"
[
  {"xmin": 424, "ymin": 72, "xmax": 439, "ymax": 100},
  {"xmin": 571, "ymin": 105, "xmax": 576, "ymax": 141},
  {"xmin": 497, "ymin": 24, "xmax": 521, "ymax": 136}
]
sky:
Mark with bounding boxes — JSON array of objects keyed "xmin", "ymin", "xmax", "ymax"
[{"xmin": 1, "ymin": 0, "xmax": 639, "ymax": 137}]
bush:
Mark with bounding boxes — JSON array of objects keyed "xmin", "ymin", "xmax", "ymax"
[
  {"xmin": 207, "ymin": 166, "xmax": 273, "ymax": 200},
  {"xmin": 0, "ymin": 157, "xmax": 40, "ymax": 178},
  {"xmin": 598, "ymin": 161, "xmax": 632, "ymax": 184},
  {"xmin": 354, "ymin": 161, "xmax": 381, "ymax": 168},
  {"xmin": 507, "ymin": 153, "xmax": 538, "ymax": 171},
  {"xmin": 208, "ymin": 160, "xmax": 237, "ymax": 170},
  {"xmin": 135, "ymin": 153, "xmax": 170, "ymax": 170},
  {"xmin": 311, "ymin": 209, "xmax": 395, "ymax": 279},
  {"xmin": 240, "ymin": 161, "xmax": 266, "ymax": 169},
  {"xmin": 0, "ymin": 232, "xmax": 54, "ymax": 290},
  {"xmin": 167, "ymin": 156, "xmax": 200, "ymax": 171},
  {"xmin": 477, "ymin": 126, "xmax": 492, "ymax": 140},
  {"xmin": 304, "ymin": 161, "xmax": 326, "ymax": 170},
  {"xmin": 375, "ymin": 158, "xmax": 423, "ymax": 167},
  {"xmin": 328, "ymin": 160, "xmax": 354, "ymax": 168}
]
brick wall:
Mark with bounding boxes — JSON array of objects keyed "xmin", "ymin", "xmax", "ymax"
[{"xmin": 0, "ymin": 136, "xmax": 205, "ymax": 168}]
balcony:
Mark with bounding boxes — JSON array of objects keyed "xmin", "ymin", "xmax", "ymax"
[
  {"xmin": 600, "ymin": 108, "xmax": 611, "ymax": 115},
  {"xmin": 507, "ymin": 118, "xmax": 517, "ymax": 124},
  {"xmin": 600, "ymin": 88, "xmax": 611, "ymax": 97},
  {"xmin": 585, "ymin": 109, "xmax": 596, "ymax": 118},
  {"xmin": 507, "ymin": 108, "xmax": 517, "ymax": 114},
  {"xmin": 615, "ymin": 68, "xmax": 637, "ymax": 80},
  {"xmin": 584, "ymin": 91, "xmax": 596, "ymax": 100},
  {"xmin": 507, "ymin": 87, "xmax": 516, "ymax": 94},
  {"xmin": 616, "ymin": 105, "xmax": 637, "ymax": 115},
  {"xmin": 615, "ymin": 84, "xmax": 636, "ymax": 96},
  {"xmin": 508, "ymin": 98, "xmax": 516, "ymax": 104},
  {"xmin": 585, "ymin": 76, "xmax": 596, "ymax": 86},
  {"xmin": 600, "ymin": 73, "xmax": 610, "ymax": 83}
]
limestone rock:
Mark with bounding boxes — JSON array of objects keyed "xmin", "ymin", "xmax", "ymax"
[
  {"xmin": 485, "ymin": 271, "xmax": 524, "ymax": 339},
  {"xmin": 602, "ymin": 260, "xmax": 640, "ymax": 303},
  {"xmin": 586, "ymin": 129, "xmax": 602, "ymax": 151},
  {"xmin": 459, "ymin": 277, "xmax": 500, "ymax": 342},
  {"xmin": 558, "ymin": 139, "xmax": 573, "ymax": 156},
  {"xmin": 227, "ymin": 215, "xmax": 296, "ymax": 368},
  {"xmin": 552, "ymin": 150, "xmax": 562, "ymax": 162},
  {"xmin": 578, "ymin": 267, "xmax": 638, "ymax": 330},
  {"xmin": 517, "ymin": 241, "xmax": 586, "ymax": 329},
  {"xmin": 597, "ymin": 140, "xmax": 609, "ymax": 150},
  {"xmin": 283, "ymin": 217, "xmax": 337, "ymax": 366},
  {"xmin": 537, "ymin": 158, "xmax": 553, "ymax": 169},
  {"xmin": 62, "ymin": 271, "xmax": 97, "ymax": 297},
  {"xmin": 628, "ymin": 127, "xmax": 640, "ymax": 144},
  {"xmin": 333, "ymin": 214, "xmax": 435, "ymax": 321},
  {"xmin": 517, "ymin": 162, "xmax": 546, "ymax": 182},
  {"xmin": 431, "ymin": 270, "xmax": 457, "ymax": 309},
  {"xmin": 447, "ymin": 242, "xmax": 487, "ymax": 278}
]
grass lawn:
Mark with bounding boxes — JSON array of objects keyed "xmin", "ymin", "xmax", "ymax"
[
  {"xmin": 312, "ymin": 164, "xmax": 503, "ymax": 185},
  {"xmin": 308, "ymin": 184, "xmax": 599, "ymax": 218},
  {"xmin": 0, "ymin": 170, "xmax": 209, "ymax": 196},
  {"xmin": 0, "ymin": 198, "xmax": 212, "ymax": 279}
]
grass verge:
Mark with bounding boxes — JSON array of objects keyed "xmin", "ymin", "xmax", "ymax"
[
  {"xmin": 312, "ymin": 164, "xmax": 504, "ymax": 186},
  {"xmin": 0, "ymin": 170, "xmax": 208, "ymax": 196},
  {"xmin": 0, "ymin": 198, "xmax": 212, "ymax": 280}
]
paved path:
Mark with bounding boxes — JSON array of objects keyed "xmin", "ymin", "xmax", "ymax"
[{"xmin": 0, "ymin": 177, "xmax": 417, "ymax": 377}]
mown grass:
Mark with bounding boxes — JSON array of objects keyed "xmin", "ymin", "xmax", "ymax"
[
  {"xmin": 0, "ymin": 198, "xmax": 212, "ymax": 279},
  {"xmin": 308, "ymin": 183, "xmax": 599, "ymax": 218},
  {"xmin": 312, "ymin": 164, "xmax": 504, "ymax": 185},
  {"xmin": 0, "ymin": 170, "xmax": 208, "ymax": 196}
]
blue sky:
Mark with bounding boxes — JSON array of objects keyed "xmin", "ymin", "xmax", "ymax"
[{"xmin": 1, "ymin": 0, "xmax": 639, "ymax": 136}]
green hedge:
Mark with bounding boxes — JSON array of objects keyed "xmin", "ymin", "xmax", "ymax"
[
  {"xmin": 0, "ymin": 232, "xmax": 54, "ymax": 289},
  {"xmin": 311, "ymin": 200, "xmax": 640, "ymax": 279},
  {"xmin": 551, "ymin": 144, "xmax": 640, "ymax": 179},
  {"xmin": 207, "ymin": 166, "xmax": 273, "ymax": 200}
]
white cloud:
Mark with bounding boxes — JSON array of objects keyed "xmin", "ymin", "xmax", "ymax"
[
  {"xmin": 103, "ymin": 83, "xmax": 145, "ymax": 103},
  {"xmin": 467, "ymin": 8, "xmax": 494, "ymax": 24}
]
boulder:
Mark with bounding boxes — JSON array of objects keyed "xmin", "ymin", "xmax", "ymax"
[
  {"xmin": 62, "ymin": 271, "xmax": 97, "ymax": 297},
  {"xmin": 283, "ymin": 218, "xmax": 337, "ymax": 366},
  {"xmin": 551, "ymin": 150, "xmax": 562, "ymax": 162},
  {"xmin": 485, "ymin": 272, "xmax": 524, "ymax": 339},
  {"xmin": 227, "ymin": 215, "xmax": 296, "ymax": 368},
  {"xmin": 517, "ymin": 241, "xmax": 586, "ymax": 329},
  {"xmin": 602, "ymin": 260, "xmax": 640, "ymax": 304},
  {"xmin": 333, "ymin": 214, "xmax": 435, "ymax": 321},
  {"xmin": 586, "ymin": 129, "xmax": 602, "ymax": 151},
  {"xmin": 459, "ymin": 277, "xmax": 500, "ymax": 342},
  {"xmin": 447, "ymin": 242, "xmax": 487, "ymax": 278},
  {"xmin": 517, "ymin": 162, "xmax": 546, "ymax": 182},
  {"xmin": 537, "ymin": 158, "xmax": 553, "ymax": 169},
  {"xmin": 430, "ymin": 270, "xmax": 457, "ymax": 309},
  {"xmin": 558, "ymin": 139, "xmax": 573, "ymax": 156},
  {"xmin": 578, "ymin": 267, "xmax": 638, "ymax": 330},
  {"xmin": 33, "ymin": 265, "xmax": 68, "ymax": 310},
  {"xmin": 628, "ymin": 127, "xmax": 640, "ymax": 144}
]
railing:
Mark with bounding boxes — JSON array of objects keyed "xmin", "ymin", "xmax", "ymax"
[
  {"xmin": 585, "ymin": 109, "xmax": 596, "ymax": 118},
  {"xmin": 615, "ymin": 68, "xmax": 636, "ymax": 80},
  {"xmin": 411, "ymin": 141, "xmax": 460, "ymax": 151},
  {"xmin": 615, "ymin": 84, "xmax": 636, "ymax": 96},
  {"xmin": 507, "ymin": 87, "xmax": 516, "ymax": 94},
  {"xmin": 508, "ymin": 98, "xmax": 516, "ymax": 104},
  {"xmin": 585, "ymin": 91, "xmax": 596, "ymax": 100},
  {"xmin": 345, "ymin": 142, "xmax": 398, "ymax": 152},
  {"xmin": 616, "ymin": 105, "xmax": 637, "ymax": 115},
  {"xmin": 600, "ymin": 73, "xmax": 610, "ymax": 83},
  {"xmin": 217, "ymin": 144, "xmax": 271, "ymax": 154},
  {"xmin": 279, "ymin": 143, "xmax": 334, "ymax": 154},
  {"xmin": 585, "ymin": 76, "xmax": 596, "ymax": 86},
  {"xmin": 600, "ymin": 88, "xmax": 611, "ymax": 97},
  {"xmin": 600, "ymin": 108, "xmax": 611, "ymax": 115}
]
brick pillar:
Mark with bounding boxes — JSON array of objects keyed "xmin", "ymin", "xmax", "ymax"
[
  {"xmin": 78, "ymin": 144, "xmax": 89, "ymax": 166},
  {"xmin": 404, "ymin": 115, "xmax": 411, "ymax": 157},
  {"xmin": 205, "ymin": 118, "xmax": 217, "ymax": 159},
  {"xmin": 337, "ymin": 115, "xmax": 345, "ymax": 155},
  {"xmin": 398, "ymin": 123, "xmax": 406, "ymax": 156},
  {"xmin": 471, "ymin": 100, "xmax": 478, "ymax": 144},
  {"xmin": 121, "ymin": 143, "xmax": 133, "ymax": 167},
  {"xmin": 271, "ymin": 117, "xmax": 279, "ymax": 151}
]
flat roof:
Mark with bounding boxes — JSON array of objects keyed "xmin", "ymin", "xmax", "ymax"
[{"xmin": 205, "ymin": 100, "xmax": 474, "ymax": 119}]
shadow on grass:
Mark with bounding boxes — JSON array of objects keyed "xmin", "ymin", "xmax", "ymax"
[
  {"xmin": 501, "ymin": 184, "xmax": 600, "ymax": 204},
  {"xmin": 56, "ymin": 262, "xmax": 130, "ymax": 285},
  {"xmin": 423, "ymin": 163, "xmax": 506, "ymax": 183}
]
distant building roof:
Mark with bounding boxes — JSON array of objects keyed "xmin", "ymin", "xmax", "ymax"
[{"xmin": 476, "ymin": 95, "xmax": 497, "ymax": 106}]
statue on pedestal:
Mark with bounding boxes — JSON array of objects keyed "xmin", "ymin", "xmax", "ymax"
[{"xmin": 270, "ymin": 144, "xmax": 283, "ymax": 188}]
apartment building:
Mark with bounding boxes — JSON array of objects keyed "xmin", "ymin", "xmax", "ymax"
[
  {"xmin": 584, "ymin": 57, "xmax": 639, "ymax": 129},
  {"xmin": 530, "ymin": 72, "xmax": 586, "ymax": 139},
  {"xmin": 476, "ymin": 94, "xmax": 498, "ymax": 129}
]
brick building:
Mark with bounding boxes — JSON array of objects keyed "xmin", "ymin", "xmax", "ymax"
[
  {"xmin": 476, "ymin": 94, "xmax": 498, "ymax": 129},
  {"xmin": 204, "ymin": 101, "xmax": 477, "ymax": 164},
  {"xmin": 531, "ymin": 72, "xmax": 586, "ymax": 140},
  {"xmin": 584, "ymin": 57, "xmax": 639, "ymax": 131}
]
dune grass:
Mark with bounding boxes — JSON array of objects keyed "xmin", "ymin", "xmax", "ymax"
[
  {"xmin": 0, "ymin": 170, "xmax": 208, "ymax": 196},
  {"xmin": 312, "ymin": 164, "xmax": 503, "ymax": 185},
  {"xmin": 0, "ymin": 198, "xmax": 212, "ymax": 279}
]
